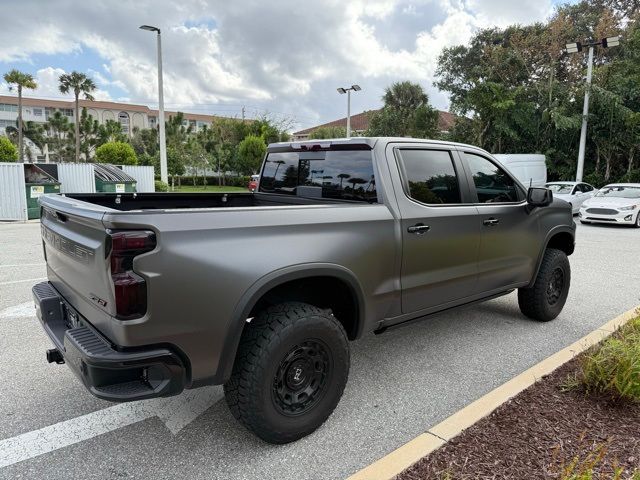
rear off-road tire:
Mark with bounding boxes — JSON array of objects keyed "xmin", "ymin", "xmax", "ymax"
[{"xmin": 224, "ymin": 302, "xmax": 350, "ymax": 444}]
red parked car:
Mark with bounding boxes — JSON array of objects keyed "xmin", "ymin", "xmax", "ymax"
[{"xmin": 248, "ymin": 174, "xmax": 259, "ymax": 192}]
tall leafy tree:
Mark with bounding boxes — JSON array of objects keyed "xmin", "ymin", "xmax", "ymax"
[
  {"xmin": 44, "ymin": 111, "xmax": 72, "ymax": 162},
  {"xmin": 367, "ymin": 81, "xmax": 439, "ymax": 138},
  {"xmin": 3, "ymin": 69, "xmax": 37, "ymax": 160},
  {"xmin": 435, "ymin": 0, "xmax": 640, "ymax": 183},
  {"xmin": 237, "ymin": 135, "xmax": 267, "ymax": 175},
  {"xmin": 58, "ymin": 71, "xmax": 96, "ymax": 162}
]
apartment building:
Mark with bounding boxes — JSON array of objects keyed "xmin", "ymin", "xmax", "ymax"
[{"xmin": 0, "ymin": 94, "xmax": 227, "ymax": 138}]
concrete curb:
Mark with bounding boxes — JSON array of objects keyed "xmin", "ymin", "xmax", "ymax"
[{"xmin": 347, "ymin": 306, "xmax": 640, "ymax": 480}]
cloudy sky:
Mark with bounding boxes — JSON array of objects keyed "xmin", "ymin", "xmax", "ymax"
[{"xmin": 0, "ymin": 0, "xmax": 569, "ymax": 131}]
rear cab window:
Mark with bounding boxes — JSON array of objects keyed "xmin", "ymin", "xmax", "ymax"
[
  {"xmin": 259, "ymin": 146, "xmax": 377, "ymax": 202},
  {"xmin": 396, "ymin": 149, "xmax": 462, "ymax": 205}
]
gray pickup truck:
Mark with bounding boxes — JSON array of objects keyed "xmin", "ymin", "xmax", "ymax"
[{"xmin": 33, "ymin": 137, "xmax": 575, "ymax": 444}]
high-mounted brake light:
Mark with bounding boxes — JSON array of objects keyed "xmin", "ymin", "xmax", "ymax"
[{"xmin": 108, "ymin": 230, "xmax": 156, "ymax": 319}]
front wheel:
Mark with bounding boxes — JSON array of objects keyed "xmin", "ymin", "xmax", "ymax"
[
  {"xmin": 224, "ymin": 302, "xmax": 350, "ymax": 444},
  {"xmin": 518, "ymin": 248, "xmax": 571, "ymax": 322}
]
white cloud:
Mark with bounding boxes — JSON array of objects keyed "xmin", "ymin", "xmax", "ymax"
[
  {"xmin": 0, "ymin": 0, "xmax": 557, "ymax": 130},
  {"xmin": 0, "ymin": 67, "xmax": 112, "ymax": 101}
]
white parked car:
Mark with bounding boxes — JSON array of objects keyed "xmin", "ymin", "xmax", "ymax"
[
  {"xmin": 579, "ymin": 183, "xmax": 640, "ymax": 227},
  {"xmin": 545, "ymin": 181, "xmax": 596, "ymax": 214}
]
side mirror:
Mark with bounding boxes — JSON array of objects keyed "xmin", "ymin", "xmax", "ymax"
[{"xmin": 527, "ymin": 187, "xmax": 553, "ymax": 207}]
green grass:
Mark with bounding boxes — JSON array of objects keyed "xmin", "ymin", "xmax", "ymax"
[
  {"xmin": 579, "ymin": 314, "xmax": 640, "ymax": 402},
  {"xmin": 170, "ymin": 184, "xmax": 248, "ymax": 193}
]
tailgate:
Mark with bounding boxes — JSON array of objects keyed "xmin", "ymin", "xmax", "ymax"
[{"xmin": 40, "ymin": 196, "xmax": 117, "ymax": 320}]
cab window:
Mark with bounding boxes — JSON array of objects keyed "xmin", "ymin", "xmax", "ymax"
[
  {"xmin": 464, "ymin": 153, "xmax": 523, "ymax": 203},
  {"xmin": 397, "ymin": 149, "xmax": 462, "ymax": 205}
]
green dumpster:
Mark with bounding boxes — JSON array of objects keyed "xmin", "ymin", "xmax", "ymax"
[
  {"xmin": 24, "ymin": 164, "xmax": 61, "ymax": 219},
  {"xmin": 94, "ymin": 164, "xmax": 137, "ymax": 193}
]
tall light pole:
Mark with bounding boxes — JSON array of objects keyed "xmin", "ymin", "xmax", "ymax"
[
  {"xmin": 565, "ymin": 36, "xmax": 619, "ymax": 182},
  {"xmin": 140, "ymin": 25, "xmax": 168, "ymax": 185},
  {"xmin": 337, "ymin": 85, "xmax": 361, "ymax": 138}
]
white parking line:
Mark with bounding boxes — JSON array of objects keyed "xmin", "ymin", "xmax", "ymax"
[
  {"xmin": 0, "ymin": 302, "xmax": 34, "ymax": 319},
  {"xmin": 0, "ymin": 263, "xmax": 45, "ymax": 268},
  {"xmin": 0, "ymin": 386, "xmax": 223, "ymax": 469},
  {"xmin": 0, "ymin": 278, "xmax": 46, "ymax": 286}
]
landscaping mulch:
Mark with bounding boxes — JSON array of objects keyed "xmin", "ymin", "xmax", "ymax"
[{"xmin": 397, "ymin": 357, "xmax": 640, "ymax": 479}]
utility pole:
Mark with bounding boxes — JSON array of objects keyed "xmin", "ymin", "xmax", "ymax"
[
  {"xmin": 565, "ymin": 36, "xmax": 619, "ymax": 182},
  {"xmin": 140, "ymin": 25, "xmax": 168, "ymax": 185},
  {"xmin": 242, "ymin": 106, "xmax": 245, "ymax": 121},
  {"xmin": 337, "ymin": 85, "xmax": 361, "ymax": 138}
]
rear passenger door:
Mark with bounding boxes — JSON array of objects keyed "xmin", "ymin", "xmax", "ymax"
[
  {"xmin": 393, "ymin": 146, "xmax": 482, "ymax": 314},
  {"xmin": 460, "ymin": 151, "xmax": 540, "ymax": 293}
]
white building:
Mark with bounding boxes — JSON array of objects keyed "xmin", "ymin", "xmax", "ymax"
[{"xmin": 0, "ymin": 94, "xmax": 226, "ymax": 138}]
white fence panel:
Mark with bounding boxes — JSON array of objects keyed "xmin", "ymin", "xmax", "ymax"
[
  {"xmin": 58, "ymin": 164, "xmax": 95, "ymax": 193},
  {"xmin": 121, "ymin": 166, "xmax": 155, "ymax": 192},
  {"xmin": 0, "ymin": 163, "xmax": 27, "ymax": 221}
]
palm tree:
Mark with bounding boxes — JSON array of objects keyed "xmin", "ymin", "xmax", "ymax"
[
  {"xmin": 337, "ymin": 173, "xmax": 351, "ymax": 190},
  {"xmin": 59, "ymin": 71, "xmax": 96, "ymax": 162},
  {"xmin": 382, "ymin": 81, "xmax": 428, "ymax": 111},
  {"xmin": 3, "ymin": 69, "xmax": 37, "ymax": 161}
]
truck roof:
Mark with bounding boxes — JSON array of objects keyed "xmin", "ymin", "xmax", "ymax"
[{"xmin": 267, "ymin": 137, "xmax": 483, "ymax": 152}]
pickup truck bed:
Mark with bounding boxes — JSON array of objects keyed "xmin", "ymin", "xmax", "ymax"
[{"xmin": 63, "ymin": 191, "xmax": 343, "ymax": 211}]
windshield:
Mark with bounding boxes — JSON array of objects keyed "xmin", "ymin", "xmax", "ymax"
[
  {"xmin": 546, "ymin": 184, "xmax": 573, "ymax": 194},
  {"xmin": 595, "ymin": 186, "xmax": 640, "ymax": 199}
]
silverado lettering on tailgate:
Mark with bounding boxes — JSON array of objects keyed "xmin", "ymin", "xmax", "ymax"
[{"xmin": 42, "ymin": 224, "xmax": 95, "ymax": 264}]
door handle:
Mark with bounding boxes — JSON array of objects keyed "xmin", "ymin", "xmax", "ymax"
[
  {"xmin": 483, "ymin": 217, "xmax": 500, "ymax": 227},
  {"xmin": 407, "ymin": 223, "xmax": 431, "ymax": 235}
]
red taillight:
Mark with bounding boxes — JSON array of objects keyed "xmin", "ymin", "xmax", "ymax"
[{"xmin": 108, "ymin": 231, "xmax": 156, "ymax": 319}]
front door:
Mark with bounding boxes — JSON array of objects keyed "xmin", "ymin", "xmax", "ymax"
[
  {"xmin": 394, "ymin": 147, "xmax": 482, "ymax": 314},
  {"xmin": 460, "ymin": 151, "xmax": 540, "ymax": 292}
]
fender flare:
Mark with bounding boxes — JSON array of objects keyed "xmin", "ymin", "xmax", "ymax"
[
  {"xmin": 217, "ymin": 263, "xmax": 366, "ymax": 383},
  {"xmin": 527, "ymin": 225, "xmax": 576, "ymax": 288}
]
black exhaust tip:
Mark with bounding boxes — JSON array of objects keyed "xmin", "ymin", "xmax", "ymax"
[{"xmin": 46, "ymin": 348, "xmax": 65, "ymax": 364}]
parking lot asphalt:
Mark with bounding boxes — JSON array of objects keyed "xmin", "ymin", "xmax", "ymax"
[{"xmin": 1, "ymin": 220, "xmax": 639, "ymax": 480}]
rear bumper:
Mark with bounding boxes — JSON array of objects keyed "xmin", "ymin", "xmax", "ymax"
[{"xmin": 32, "ymin": 281, "xmax": 186, "ymax": 402}]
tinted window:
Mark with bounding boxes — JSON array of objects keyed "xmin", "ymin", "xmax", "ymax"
[
  {"xmin": 546, "ymin": 183, "xmax": 573, "ymax": 194},
  {"xmin": 259, "ymin": 150, "xmax": 377, "ymax": 202},
  {"xmin": 399, "ymin": 150, "xmax": 461, "ymax": 204},
  {"xmin": 464, "ymin": 153, "xmax": 521, "ymax": 203}
]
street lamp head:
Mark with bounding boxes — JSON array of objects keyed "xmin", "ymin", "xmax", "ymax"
[
  {"xmin": 351, "ymin": 84, "xmax": 361, "ymax": 91},
  {"xmin": 565, "ymin": 42, "xmax": 582, "ymax": 54},
  {"xmin": 140, "ymin": 25, "xmax": 160, "ymax": 33},
  {"xmin": 602, "ymin": 36, "xmax": 620, "ymax": 48},
  {"xmin": 337, "ymin": 87, "xmax": 347, "ymax": 94}
]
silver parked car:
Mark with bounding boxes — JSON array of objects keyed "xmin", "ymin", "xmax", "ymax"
[
  {"xmin": 545, "ymin": 181, "xmax": 596, "ymax": 214},
  {"xmin": 579, "ymin": 183, "xmax": 640, "ymax": 227}
]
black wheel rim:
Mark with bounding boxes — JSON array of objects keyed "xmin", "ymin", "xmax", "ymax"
[
  {"xmin": 546, "ymin": 267, "xmax": 565, "ymax": 306},
  {"xmin": 272, "ymin": 340, "xmax": 330, "ymax": 416}
]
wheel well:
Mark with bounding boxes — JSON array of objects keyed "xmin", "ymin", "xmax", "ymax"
[
  {"xmin": 546, "ymin": 231, "xmax": 574, "ymax": 256},
  {"xmin": 247, "ymin": 276, "xmax": 360, "ymax": 340}
]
